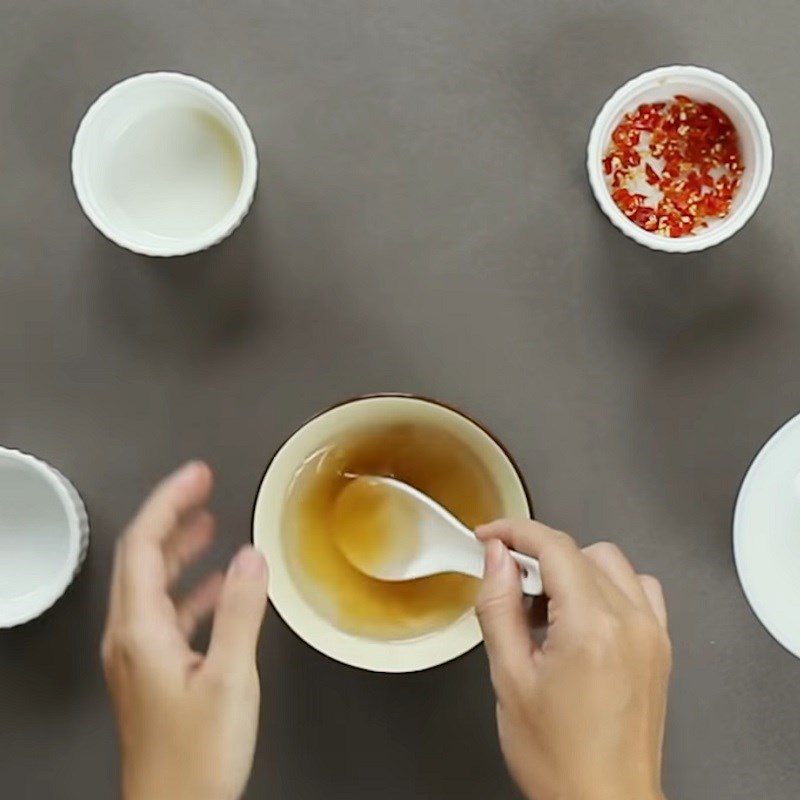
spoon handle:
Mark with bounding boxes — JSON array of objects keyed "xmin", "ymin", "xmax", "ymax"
[
  {"xmin": 462, "ymin": 537, "xmax": 542, "ymax": 595},
  {"xmin": 452, "ymin": 538, "xmax": 542, "ymax": 595},
  {"xmin": 507, "ymin": 550, "xmax": 543, "ymax": 595}
]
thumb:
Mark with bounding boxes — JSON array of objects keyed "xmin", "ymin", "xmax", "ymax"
[
  {"xmin": 476, "ymin": 540, "xmax": 532, "ymax": 694},
  {"xmin": 206, "ymin": 546, "xmax": 269, "ymax": 675}
]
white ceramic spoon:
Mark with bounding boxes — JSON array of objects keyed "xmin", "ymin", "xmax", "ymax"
[{"xmin": 333, "ymin": 475, "xmax": 543, "ymax": 595}]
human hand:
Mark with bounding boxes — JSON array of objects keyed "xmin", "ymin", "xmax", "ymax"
[
  {"xmin": 475, "ymin": 520, "xmax": 671, "ymax": 800},
  {"xmin": 102, "ymin": 462, "xmax": 269, "ymax": 800}
]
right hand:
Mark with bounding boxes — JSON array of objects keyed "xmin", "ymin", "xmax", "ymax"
[{"xmin": 475, "ymin": 520, "xmax": 671, "ymax": 800}]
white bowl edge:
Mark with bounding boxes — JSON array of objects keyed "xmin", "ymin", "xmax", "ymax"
[
  {"xmin": 0, "ymin": 448, "xmax": 90, "ymax": 628},
  {"xmin": 732, "ymin": 413, "xmax": 800, "ymax": 660}
]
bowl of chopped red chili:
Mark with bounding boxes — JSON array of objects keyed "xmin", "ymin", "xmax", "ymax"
[{"xmin": 587, "ymin": 65, "xmax": 771, "ymax": 253}]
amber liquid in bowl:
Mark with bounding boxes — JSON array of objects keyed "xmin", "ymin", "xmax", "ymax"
[{"xmin": 283, "ymin": 423, "xmax": 503, "ymax": 640}]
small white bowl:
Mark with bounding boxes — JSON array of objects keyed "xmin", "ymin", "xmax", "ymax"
[
  {"xmin": 72, "ymin": 72, "xmax": 258, "ymax": 257},
  {"xmin": 252, "ymin": 395, "xmax": 532, "ymax": 673},
  {"xmin": 587, "ymin": 65, "xmax": 772, "ymax": 253},
  {"xmin": 0, "ymin": 448, "xmax": 89, "ymax": 628}
]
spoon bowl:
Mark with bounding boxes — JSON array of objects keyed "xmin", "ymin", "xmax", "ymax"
[{"xmin": 333, "ymin": 476, "xmax": 542, "ymax": 595}]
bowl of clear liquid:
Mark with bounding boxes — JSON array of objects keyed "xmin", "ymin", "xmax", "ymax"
[{"xmin": 72, "ymin": 72, "xmax": 257, "ymax": 257}]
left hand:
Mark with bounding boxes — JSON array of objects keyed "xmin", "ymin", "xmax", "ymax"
[{"xmin": 101, "ymin": 461, "xmax": 269, "ymax": 800}]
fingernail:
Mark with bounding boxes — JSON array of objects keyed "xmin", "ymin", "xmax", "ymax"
[
  {"xmin": 485, "ymin": 539, "xmax": 507, "ymax": 575},
  {"xmin": 173, "ymin": 460, "xmax": 205, "ymax": 487},
  {"xmin": 232, "ymin": 546, "xmax": 267, "ymax": 579}
]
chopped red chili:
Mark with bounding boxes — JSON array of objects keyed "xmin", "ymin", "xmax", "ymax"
[{"xmin": 603, "ymin": 96, "xmax": 744, "ymax": 237}]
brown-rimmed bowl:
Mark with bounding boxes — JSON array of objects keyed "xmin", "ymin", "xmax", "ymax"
[{"xmin": 252, "ymin": 394, "xmax": 531, "ymax": 672}]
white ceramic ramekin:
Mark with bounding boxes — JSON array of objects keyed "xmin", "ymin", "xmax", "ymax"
[
  {"xmin": 72, "ymin": 72, "xmax": 258, "ymax": 257},
  {"xmin": 587, "ymin": 65, "xmax": 772, "ymax": 253},
  {"xmin": 0, "ymin": 448, "xmax": 89, "ymax": 628},
  {"xmin": 252, "ymin": 394, "xmax": 532, "ymax": 673}
]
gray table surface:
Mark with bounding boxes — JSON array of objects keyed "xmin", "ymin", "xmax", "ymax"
[{"xmin": 2, "ymin": 1, "xmax": 800, "ymax": 798}]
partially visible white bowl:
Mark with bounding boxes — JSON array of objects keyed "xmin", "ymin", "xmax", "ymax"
[
  {"xmin": 587, "ymin": 65, "xmax": 772, "ymax": 253},
  {"xmin": 733, "ymin": 412, "xmax": 800, "ymax": 660},
  {"xmin": 72, "ymin": 72, "xmax": 258, "ymax": 257},
  {"xmin": 0, "ymin": 448, "xmax": 89, "ymax": 628}
]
